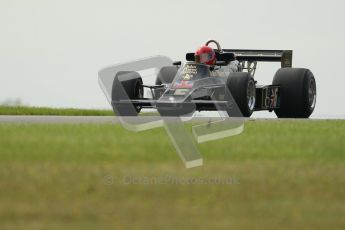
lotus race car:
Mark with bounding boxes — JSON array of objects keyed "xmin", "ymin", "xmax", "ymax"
[{"xmin": 111, "ymin": 40, "xmax": 316, "ymax": 118}]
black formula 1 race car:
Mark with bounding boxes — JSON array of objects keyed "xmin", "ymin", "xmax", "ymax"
[{"xmin": 111, "ymin": 40, "xmax": 316, "ymax": 118}]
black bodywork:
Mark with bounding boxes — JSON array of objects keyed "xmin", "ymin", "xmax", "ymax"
[{"xmin": 111, "ymin": 49, "xmax": 294, "ymax": 117}]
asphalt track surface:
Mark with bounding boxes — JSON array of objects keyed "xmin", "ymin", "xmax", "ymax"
[{"xmin": 0, "ymin": 115, "xmax": 342, "ymax": 124}]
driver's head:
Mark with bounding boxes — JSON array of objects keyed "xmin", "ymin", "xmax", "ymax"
[{"xmin": 195, "ymin": 45, "xmax": 216, "ymax": 65}]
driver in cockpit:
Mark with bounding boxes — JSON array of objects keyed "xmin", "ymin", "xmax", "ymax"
[{"xmin": 194, "ymin": 45, "xmax": 216, "ymax": 66}]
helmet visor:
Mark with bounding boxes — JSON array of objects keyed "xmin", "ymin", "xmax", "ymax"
[{"xmin": 195, "ymin": 53, "xmax": 213, "ymax": 64}]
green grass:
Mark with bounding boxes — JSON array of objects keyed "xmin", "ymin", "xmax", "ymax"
[
  {"xmin": 0, "ymin": 106, "xmax": 113, "ymax": 116},
  {"xmin": 0, "ymin": 120, "xmax": 345, "ymax": 229}
]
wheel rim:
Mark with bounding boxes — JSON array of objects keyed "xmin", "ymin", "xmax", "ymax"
[
  {"xmin": 308, "ymin": 78, "xmax": 316, "ymax": 110},
  {"xmin": 247, "ymin": 80, "xmax": 256, "ymax": 111},
  {"xmin": 134, "ymin": 83, "xmax": 143, "ymax": 111}
]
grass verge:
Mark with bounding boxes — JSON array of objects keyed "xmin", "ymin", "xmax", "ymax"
[
  {"xmin": 0, "ymin": 120, "xmax": 344, "ymax": 229},
  {"xmin": 0, "ymin": 106, "xmax": 113, "ymax": 116}
]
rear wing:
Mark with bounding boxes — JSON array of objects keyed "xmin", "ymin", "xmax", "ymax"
[
  {"xmin": 186, "ymin": 49, "xmax": 293, "ymax": 68},
  {"xmin": 222, "ymin": 49, "xmax": 293, "ymax": 68}
]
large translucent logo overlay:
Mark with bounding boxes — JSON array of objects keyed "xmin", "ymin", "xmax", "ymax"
[{"xmin": 98, "ymin": 56, "xmax": 244, "ymax": 168}]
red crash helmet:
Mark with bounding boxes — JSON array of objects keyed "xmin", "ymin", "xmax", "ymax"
[{"xmin": 195, "ymin": 45, "xmax": 216, "ymax": 65}]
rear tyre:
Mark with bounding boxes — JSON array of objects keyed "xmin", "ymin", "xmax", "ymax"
[
  {"xmin": 272, "ymin": 68, "xmax": 316, "ymax": 118},
  {"xmin": 226, "ymin": 72, "xmax": 256, "ymax": 117},
  {"xmin": 112, "ymin": 71, "xmax": 143, "ymax": 116}
]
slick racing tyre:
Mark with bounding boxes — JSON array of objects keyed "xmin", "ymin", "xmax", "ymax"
[
  {"xmin": 273, "ymin": 68, "xmax": 316, "ymax": 118},
  {"xmin": 154, "ymin": 66, "xmax": 179, "ymax": 99},
  {"xmin": 226, "ymin": 72, "xmax": 256, "ymax": 117},
  {"xmin": 112, "ymin": 71, "xmax": 143, "ymax": 116},
  {"xmin": 155, "ymin": 66, "xmax": 178, "ymax": 85}
]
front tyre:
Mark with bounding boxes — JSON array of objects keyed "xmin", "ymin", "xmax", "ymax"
[
  {"xmin": 111, "ymin": 71, "xmax": 143, "ymax": 116},
  {"xmin": 273, "ymin": 68, "xmax": 316, "ymax": 118},
  {"xmin": 226, "ymin": 72, "xmax": 256, "ymax": 117},
  {"xmin": 155, "ymin": 66, "xmax": 178, "ymax": 85}
]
